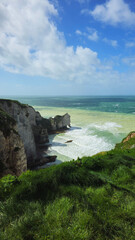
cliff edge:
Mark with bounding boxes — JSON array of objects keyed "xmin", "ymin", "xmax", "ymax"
[
  {"xmin": 0, "ymin": 99, "xmax": 71, "ymax": 176},
  {"xmin": 0, "ymin": 99, "xmax": 49, "ymax": 165}
]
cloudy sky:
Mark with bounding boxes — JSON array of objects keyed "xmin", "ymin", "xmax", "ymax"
[{"xmin": 0, "ymin": 0, "xmax": 135, "ymax": 96}]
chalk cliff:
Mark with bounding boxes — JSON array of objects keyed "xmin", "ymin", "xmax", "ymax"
[
  {"xmin": 0, "ymin": 100, "xmax": 49, "ymax": 165},
  {"xmin": 0, "ymin": 107, "xmax": 27, "ymax": 177},
  {"xmin": 49, "ymin": 113, "xmax": 70, "ymax": 131},
  {"xmin": 0, "ymin": 99, "xmax": 71, "ymax": 176}
]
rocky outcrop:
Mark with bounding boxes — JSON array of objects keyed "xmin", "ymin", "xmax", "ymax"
[
  {"xmin": 0, "ymin": 99, "xmax": 71, "ymax": 175},
  {"xmin": 115, "ymin": 131, "xmax": 135, "ymax": 150},
  {"xmin": 28, "ymin": 155, "xmax": 57, "ymax": 169},
  {"xmin": 0, "ymin": 100, "xmax": 49, "ymax": 165},
  {"xmin": 0, "ymin": 108, "xmax": 27, "ymax": 177},
  {"xmin": 49, "ymin": 113, "xmax": 70, "ymax": 131},
  {"xmin": 123, "ymin": 132, "xmax": 135, "ymax": 143}
]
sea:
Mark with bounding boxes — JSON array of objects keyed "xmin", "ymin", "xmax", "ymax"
[{"xmin": 2, "ymin": 96, "xmax": 135, "ymax": 163}]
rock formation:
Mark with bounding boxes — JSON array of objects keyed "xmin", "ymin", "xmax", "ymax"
[
  {"xmin": 49, "ymin": 113, "xmax": 70, "ymax": 131},
  {"xmin": 115, "ymin": 131, "xmax": 135, "ymax": 150},
  {"xmin": 0, "ymin": 99, "xmax": 71, "ymax": 176},
  {"xmin": 0, "ymin": 100, "xmax": 49, "ymax": 165},
  {"xmin": 0, "ymin": 107, "xmax": 27, "ymax": 177},
  {"xmin": 123, "ymin": 131, "xmax": 135, "ymax": 143}
]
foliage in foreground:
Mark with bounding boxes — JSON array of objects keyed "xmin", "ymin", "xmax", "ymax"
[{"xmin": 0, "ymin": 147, "xmax": 135, "ymax": 240}]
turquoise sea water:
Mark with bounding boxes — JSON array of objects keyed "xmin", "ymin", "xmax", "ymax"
[{"xmin": 2, "ymin": 96, "xmax": 135, "ymax": 162}]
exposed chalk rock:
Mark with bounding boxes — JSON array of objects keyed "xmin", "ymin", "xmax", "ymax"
[
  {"xmin": 0, "ymin": 99, "xmax": 71, "ymax": 176},
  {"xmin": 0, "ymin": 100, "xmax": 49, "ymax": 164},
  {"xmin": 49, "ymin": 113, "xmax": 70, "ymax": 131},
  {"xmin": 0, "ymin": 108, "xmax": 27, "ymax": 177}
]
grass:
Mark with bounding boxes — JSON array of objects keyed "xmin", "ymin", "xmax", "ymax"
[{"xmin": 0, "ymin": 145, "xmax": 135, "ymax": 239}]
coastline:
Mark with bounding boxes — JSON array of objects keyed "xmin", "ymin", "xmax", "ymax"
[{"xmin": 33, "ymin": 105, "xmax": 135, "ymax": 162}]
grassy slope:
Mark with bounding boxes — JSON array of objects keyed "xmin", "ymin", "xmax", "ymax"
[{"xmin": 0, "ymin": 137, "xmax": 135, "ymax": 239}]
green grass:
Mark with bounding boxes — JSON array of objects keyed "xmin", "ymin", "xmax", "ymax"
[{"xmin": 0, "ymin": 145, "xmax": 135, "ymax": 240}]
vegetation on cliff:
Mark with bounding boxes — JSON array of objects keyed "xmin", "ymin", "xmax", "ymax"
[
  {"xmin": 0, "ymin": 99, "xmax": 27, "ymax": 108},
  {"xmin": 116, "ymin": 131, "xmax": 135, "ymax": 150},
  {"xmin": 0, "ymin": 108, "xmax": 16, "ymax": 137},
  {"xmin": 0, "ymin": 133, "xmax": 135, "ymax": 240}
]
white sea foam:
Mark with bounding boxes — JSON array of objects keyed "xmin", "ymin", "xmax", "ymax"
[
  {"xmin": 88, "ymin": 122, "xmax": 122, "ymax": 132},
  {"xmin": 49, "ymin": 122, "xmax": 121, "ymax": 161},
  {"xmin": 37, "ymin": 105, "xmax": 135, "ymax": 162},
  {"xmin": 113, "ymin": 104, "xmax": 119, "ymax": 107},
  {"xmin": 72, "ymin": 103, "xmax": 82, "ymax": 105}
]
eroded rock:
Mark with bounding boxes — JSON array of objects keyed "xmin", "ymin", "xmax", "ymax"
[
  {"xmin": 0, "ymin": 99, "xmax": 71, "ymax": 176},
  {"xmin": 0, "ymin": 108, "xmax": 27, "ymax": 177},
  {"xmin": 49, "ymin": 113, "xmax": 70, "ymax": 131},
  {"xmin": 0, "ymin": 100, "xmax": 49, "ymax": 165},
  {"xmin": 123, "ymin": 132, "xmax": 135, "ymax": 143}
]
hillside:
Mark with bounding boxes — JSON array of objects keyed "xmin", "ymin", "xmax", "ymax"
[{"xmin": 0, "ymin": 133, "xmax": 135, "ymax": 240}]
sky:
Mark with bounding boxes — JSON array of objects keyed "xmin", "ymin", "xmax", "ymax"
[{"xmin": 0, "ymin": 0, "xmax": 135, "ymax": 96}]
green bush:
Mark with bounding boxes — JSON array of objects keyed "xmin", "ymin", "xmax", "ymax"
[{"xmin": 0, "ymin": 175, "xmax": 18, "ymax": 200}]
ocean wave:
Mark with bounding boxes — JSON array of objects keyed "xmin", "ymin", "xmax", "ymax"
[
  {"xmin": 88, "ymin": 122, "xmax": 122, "ymax": 132},
  {"xmin": 49, "ymin": 123, "xmax": 119, "ymax": 160}
]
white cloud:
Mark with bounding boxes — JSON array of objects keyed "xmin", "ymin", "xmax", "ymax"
[
  {"xmin": 103, "ymin": 38, "xmax": 118, "ymax": 47},
  {"xmin": 125, "ymin": 42, "xmax": 135, "ymax": 47},
  {"xmin": 91, "ymin": 0, "xmax": 135, "ymax": 26},
  {"xmin": 75, "ymin": 28, "xmax": 99, "ymax": 42},
  {"xmin": 75, "ymin": 30, "xmax": 82, "ymax": 35},
  {"xmin": 88, "ymin": 31, "xmax": 98, "ymax": 41},
  {"xmin": 81, "ymin": 8, "xmax": 90, "ymax": 15},
  {"xmin": 122, "ymin": 57, "xmax": 135, "ymax": 66},
  {"xmin": 0, "ymin": 0, "xmax": 102, "ymax": 82},
  {"xmin": 0, "ymin": 0, "xmax": 132, "ymax": 88}
]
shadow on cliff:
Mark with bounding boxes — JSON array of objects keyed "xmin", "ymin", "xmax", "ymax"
[{"xmin": 51, "ymin": 141, "xmax": 67, "ymax": 147}]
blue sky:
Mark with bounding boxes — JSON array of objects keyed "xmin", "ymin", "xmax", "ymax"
[{"xmin": 0, "ymin": 0, "xmax": 135, "ymax": 96}]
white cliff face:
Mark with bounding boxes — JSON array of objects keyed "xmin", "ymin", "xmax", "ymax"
[
  {"xmin": 0, "ymin": 111, "xmax": 27, "ymax": 177},
  {"xmin": 50, "ymin": 113, "xmax": 71, "ymax": 131},
  {"xmin": 60, "ymin": 113, "xmax": 70, "ymax": 128},
  {"xmin": 0, "ymin": 130, "xmax": 27, "ymax": 177},
  {"xmin": 0, "ymin": 101, "xmax": 43, "ymax": 163},
  {"xmin": 0, "ymin": 100, "xmax": 71, "ymax": 175}
]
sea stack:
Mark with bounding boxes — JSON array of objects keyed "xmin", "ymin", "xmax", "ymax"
[{"xmin": 49, "ymin": 113, "xmax": 71, "ymax": 131}]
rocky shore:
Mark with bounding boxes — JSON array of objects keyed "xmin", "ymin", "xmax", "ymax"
[{"xmin": 0, "ymin": 99, "xmax": 71, "ymax": 177}]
